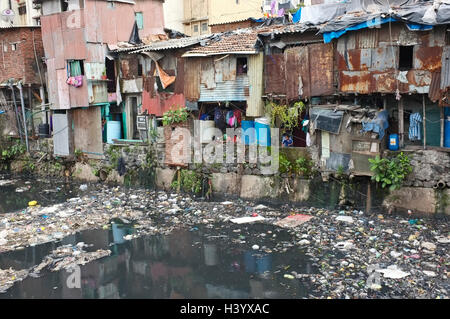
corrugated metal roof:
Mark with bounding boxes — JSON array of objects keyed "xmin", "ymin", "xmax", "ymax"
[
  {"xmin": 199, "ymin": 76, "xmax": 249, "ymax": 102},
  {"xmin": 112, "ymin": 34, "xmax": 213, "ymax": 53}
]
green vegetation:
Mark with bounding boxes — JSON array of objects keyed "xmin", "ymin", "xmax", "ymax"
[
  {"xmin": 278, "ymin": 153, "xmax": 292, "ymax": 174},
  {"xmin": 0, "ymin": 140, "xmax": 26, "ymax": 170},
  {"xmin": 369, "ymin": 152, "xmax": 412, "ymax": 191},
  {"xmin": 294, "ymin": 156, "xmax": 315, "ymax": 178},
  {"xmin": 162, "ymin": 107, "xmax": 189, "ymax": 126},
  {"xmin": 265, "ymin": 101, "xmax": 305, "ymax": 133},
  {"xmin": 171, "ymin": 169, "xmax": 204, "ymax": 194}
]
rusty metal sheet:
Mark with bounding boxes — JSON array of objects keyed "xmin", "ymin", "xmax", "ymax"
[
  {"xmin": 285, "ymin": 46, "xmax": 309, "ymax": 99},
  {"xmin": 73, "ymin": 107, "xmax": 103, "ymax": 159},
  {"xmin": 86, "ymin": 43, "xmax": 105, "ymax": 63},
  {"xmin": 339, "ymin": 71, "xmax": 372, "ymax": 94},
  {"xmin": 40, "ymin": 15, "xmax": 55, "ymax": 59},
  {"xmin": 59, "ymin": 9, "xmax": 85, "ymax": 32},
  {"xmin": 414, "ymin": 46, "xmax": 442, "ymax": 72},
  {"xmin": 68, "ymin": 75, "xmax": 90, "ymax": 107},
  {"xmin": 63, "ymin": 28, "xmax": 87, "ymax": 60},
  {"xmin": 174, "ymin": 57, "xmax": 185, "ymax": 94},
  {"xmin": 56, "ymin": 69, "xmax": 70, "ymax": 109},
  {"xmin": 46, "ymin": 58, "xmax": 59, "ymax": 110},
  {"xmin": 264, "ymin": 54, "xmax": 285, "ymax": 95},
  {"xmin": 309, "ymin": 43, "xmax": 334, "ymax": 96},
  {"xmin": 428, "ymin": 72, "xmax": 441, "ymax": 102},
  {"xmin": 142, "ymin": 93, "xmax": 185, "ymax": 117},
  {"xmin": 184, "ymin": 58, "xmax": 201, "ymax": 101},
  {"xmin": 88, "ymin": 81, "xmax": 108, "ymax": 104}
]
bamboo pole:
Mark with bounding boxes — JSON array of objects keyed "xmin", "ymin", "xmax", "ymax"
[
  {"xmin": 399, "ymin": 98, "xmax": 404, "ymax": 148},
  {"xmin": 423, "ymin": 94, "xmax": 426, "ymax": 150}
]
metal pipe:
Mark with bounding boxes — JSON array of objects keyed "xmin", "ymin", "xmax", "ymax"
[
  {"xmin": 436, "ymin": 180, "xmax": 446, "ymax": 189},
  {"xmin": 9, "ymin": 84, "xmax": 23, "ymax": 142},
  {"xmin": 17, "ymin": 82, "xmax": 29, "ymax": 152}
]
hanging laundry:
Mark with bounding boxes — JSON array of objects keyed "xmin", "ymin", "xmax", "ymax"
[
  {"xmin": 66, "ymin": 76, "xmax": 83, "ymax": 87},
  {"xmin": 214, "ymin": 107, "xmax": 226, "ymax": 130},
  {"xmin": 154, "ymin": 61, "xmax": 176, "ymax": 89},
  {"xmin": 226, "ymin": 110, "xmax": 236, "ymax": 127},
  {"xmin": 409, "ymin": 112, "xmax": 422, "ymax": 141},
  {"xmin": 233, "ymin": 110, "xmax": 242, "ymax": 127}
]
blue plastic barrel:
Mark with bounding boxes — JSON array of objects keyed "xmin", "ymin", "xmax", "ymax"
[
  {"xmin": 444, "ymin": 118, "xmax": 450, "ymax": 148},
  {"xmin": 255, "ymin": 118, "xmax": 271, "ymax": 146},
  {"xmin": 388, "ymin": 134, "xmax": 399, "ymax": 151},
  {"xmin": 106, "ymin": 121, "xmax": 122, "ymax": 144},
  {"xmin": 255, "ymin": 254, "xmax": 272, "ymax": 274},
  {"xmin": 241, "ymin": 120, "xmax": 255, "ymax": 145}
]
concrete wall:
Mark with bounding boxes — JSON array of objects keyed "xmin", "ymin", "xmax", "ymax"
[
  {"xmin": 163, "ymin": 0, "xmax": 184, "ymax": 33},
  {"xmin": 209, "ymin": 0, "xmax": 263, "ymax": 25}
]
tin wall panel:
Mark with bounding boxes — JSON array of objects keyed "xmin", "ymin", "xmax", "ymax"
[
  {"xmin": 247, "ymin": 53, "xmax": 264, "ymax": 117},
  {"xmin": 184, "ymin": 58, "xmax": 201, "ymax": 101},
  {"xmin": 63, "ymin": 28, "xmax": 87, "ymax": 60},
  {"xmin": 56, "ymin": 69, "xmax": 71, "ymax": 109},
  {"xmin": 53, "ymin": 112, "xmax": 71, "ymax": 156},
  {"xmin": 86, "ymin": 43, "xmax": 105, "ymax": 63},
  {"xmin": 309, "ymin": 43, "xmax": 334, "ymax": 96},
  {"xmin": 68, "ymin": 75, "xmax": 90, "ymax": 107},
  {"xmin": 46, "ymin": 58, "xmax": 59, "ymax": 110},
  {"xmin": 174, "ymin": 57, "xmax": 185, "ymax": 94},
  {"xmin": 264, "ymin": 54, "xmax": 285, "ymax": 95},
  {"xmin": 73, "ymin": 107, "xmax": 103, "ymax": 159},
  {"xmin": 199, "ymin": 76, "xmax": 249, "ymax": 102},
  {"xmin": 285, "ymin": 46, "xmax": 309, "ymax": 99},
  {"xmin": 441, "ymin": 46, "xmax": 450, "ymax": 89}
]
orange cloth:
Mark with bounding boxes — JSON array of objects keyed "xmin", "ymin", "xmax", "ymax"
[{"xmin": 154, "ymin": 61, "xmax": 176, "ymax": 89}]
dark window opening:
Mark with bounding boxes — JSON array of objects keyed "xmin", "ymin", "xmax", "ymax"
[
  {"xmin": 155, "ymin": 77, "xmax": 174, "ymax": 93},
  {"xmin": 67, "ymin": 60, "xmax": 84, "ymax": 76},
  {"xmin": 18, "ymin": 6, "xmax": 26, "ymax": 15},
  {"xmin": 105, "ymin": 58, "xmax": 116, "ymax": 93},
  {"xmin": 193, "ymin": 24, "xmax": 199, "ymax": 33},
  {"xmin": 236, "ymin": 57, "xmax": 248, "ymax": 75},
  {"xmin": 398, "ymin": 46, "xmax": 413, "ymax": 70},
  {"xmin": 61, "ymin": 0, "xmax": 69, "ymax": 12},
  {"xmin": 138, "ymin": 63, "xmax": 143, "ymax": 76}
]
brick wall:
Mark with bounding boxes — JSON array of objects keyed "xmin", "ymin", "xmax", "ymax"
[
  {"xmin": 210, "ymin": 20, "xmax": 258, "ymax": 33},
  {"xmin": 0, "ymin": 27, "xmax": 45, "ymax": 85}
]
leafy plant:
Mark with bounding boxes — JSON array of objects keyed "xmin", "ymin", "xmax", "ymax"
[
  {"xmin": 265, "ymin": 101, "xmax": 305, "ymax": 133},
  {"xmin": 162, "ymin": 107, "xmax": 189, "ymax": 126},
  {"xmin": 0, "ymin": 140, "xmax": 26, "ymax": 169},
  {"xmin": 294, "ymin": 156, "xmax": 315, "ymax": 178},
  {"xmin": 171, "ymin": 169, "xmax": 203, "ymax": 194},
  {"xmin": 278, "ymin": 153, "xmax": 292, "ymax": 174},
  {"xmin": 369, "ymin": 152, "xmax": 412, "ymax": 191}
]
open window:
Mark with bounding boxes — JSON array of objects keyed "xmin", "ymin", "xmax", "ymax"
[
  {"xmin": 398, "ymin": 46, "xmax": 413, "ymax": 70},
  {"xmin": 135, "ymin": 12, "xmax": 144, "ymax": 30},
  {"xmin": 67, "ymin": 60, "xmax": 84, "ymax": 76},
  {"xmin": 236, "ymin": 57, "xmax": 248, "ymax": 75},
  {"xmin": 105, "ymin": 58, "xmax": 116, "ymax": 93}
]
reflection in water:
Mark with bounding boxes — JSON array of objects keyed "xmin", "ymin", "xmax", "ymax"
[{"xmin": 0, "ymin": 224, "xmax": 317, "ymax": 299}]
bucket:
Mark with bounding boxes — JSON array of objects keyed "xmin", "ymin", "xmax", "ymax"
[
  {"xmin": 106, "ymin": 121, "xmax": 122, "ymax": 144},
  {"xmin": 241, "ymin": 120, "xmax": 255, "ymax": 145},
  {"xmin": 255, "ymin": 118, "xmax": 271, "ymax": 146},
  {"xmin": 200, "ymin": 120, "xmax": 216, "ymax": 143},
  {"xmin": 444, "ymin": 118, "xmax": 450, "ymax": 148},
  {"xmin": 38, "ymin": 123, "xmax": 50, "ymax": 138},
  {"xmin": 388, "ymin": 134, "xmax": 399, "ymax": 151}
]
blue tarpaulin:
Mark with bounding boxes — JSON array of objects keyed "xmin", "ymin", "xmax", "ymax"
[
  {"xmin": 0, "ymin": 110, "xmax": 5, "ymax": 115},
  {"xmin": 292, "ymin": 7, "xmax": 302, "ymax": 23},
  {"xmin": 406, "ymin": 23, "xmax": 433, "ymax": 31},
  {"xmin": 323, "ymin": 17, "xmax": 397, "ymax": 43}
]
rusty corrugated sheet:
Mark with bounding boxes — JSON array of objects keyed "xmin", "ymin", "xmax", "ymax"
[
  {"xmin": 355, "ymin": 28, "xmax": 379, "ymax": 49},
  {"xmin": 247, "ymin": 53, "xmax": 264, "ymax": 117},
  {"xmin": 142, "ymin": 93, "xmax": 185, "ymax": 116},
  {"xmin": 184, "ymin": 58, "xmax": 201, "ymax": 101},
  {"xmin": 309, "ymin": 43, "xmax": 334, "ymax": 96},
  {"xmin": 428, "ymin": 72, "xmax": 441, "ymax": 102},
  {"xmin": 264, "ymin": 54, "xmax": 286, "ymax": 95},
  {"xmin": 199, "ymin": 76, "xmax": 250, "ymax": 102},
  {"xmin": 414, "ymin": 46, "xmax": 442, "ymax": 72}
]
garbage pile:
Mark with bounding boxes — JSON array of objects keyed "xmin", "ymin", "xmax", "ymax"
[
  {"xmin": 0, "ymin": 181, "xmax": 448, "ymax": 298},
  {"xmin": 0, "ymin": 268, "xmax": 28, "ymax": 293}
]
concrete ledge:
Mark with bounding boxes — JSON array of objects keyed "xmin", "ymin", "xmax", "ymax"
[
  {"xmin": 211, "ymin": 173, "xmax": 240, "ymax": 195},
  {"xmin": 240, "ymin": 175, "xmax": 279, "ymax": 200},
  {"xmin": 383, "ymin": 187, "xmax": 437, "ymax": 214},
  {"xmin": 72, "ymin": 163, "xmax": 99, "ymax": 182},
  {"xmin": 155, "ymin": 168, "xmax": 176, "ymax": 191}
]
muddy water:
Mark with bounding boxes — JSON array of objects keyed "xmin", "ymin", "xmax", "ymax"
[
  {"xmin": 0, "ymin": 223, "xmax": 317, "ymax": 299},
  {"xmin": 0, "ymin": 173, "xmax": 81, "ymax": 214}
]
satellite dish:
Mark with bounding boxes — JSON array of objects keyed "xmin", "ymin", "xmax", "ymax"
[{"xmin": 1, "ymin": 9, "xmax": 15, "ymax": 23}]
